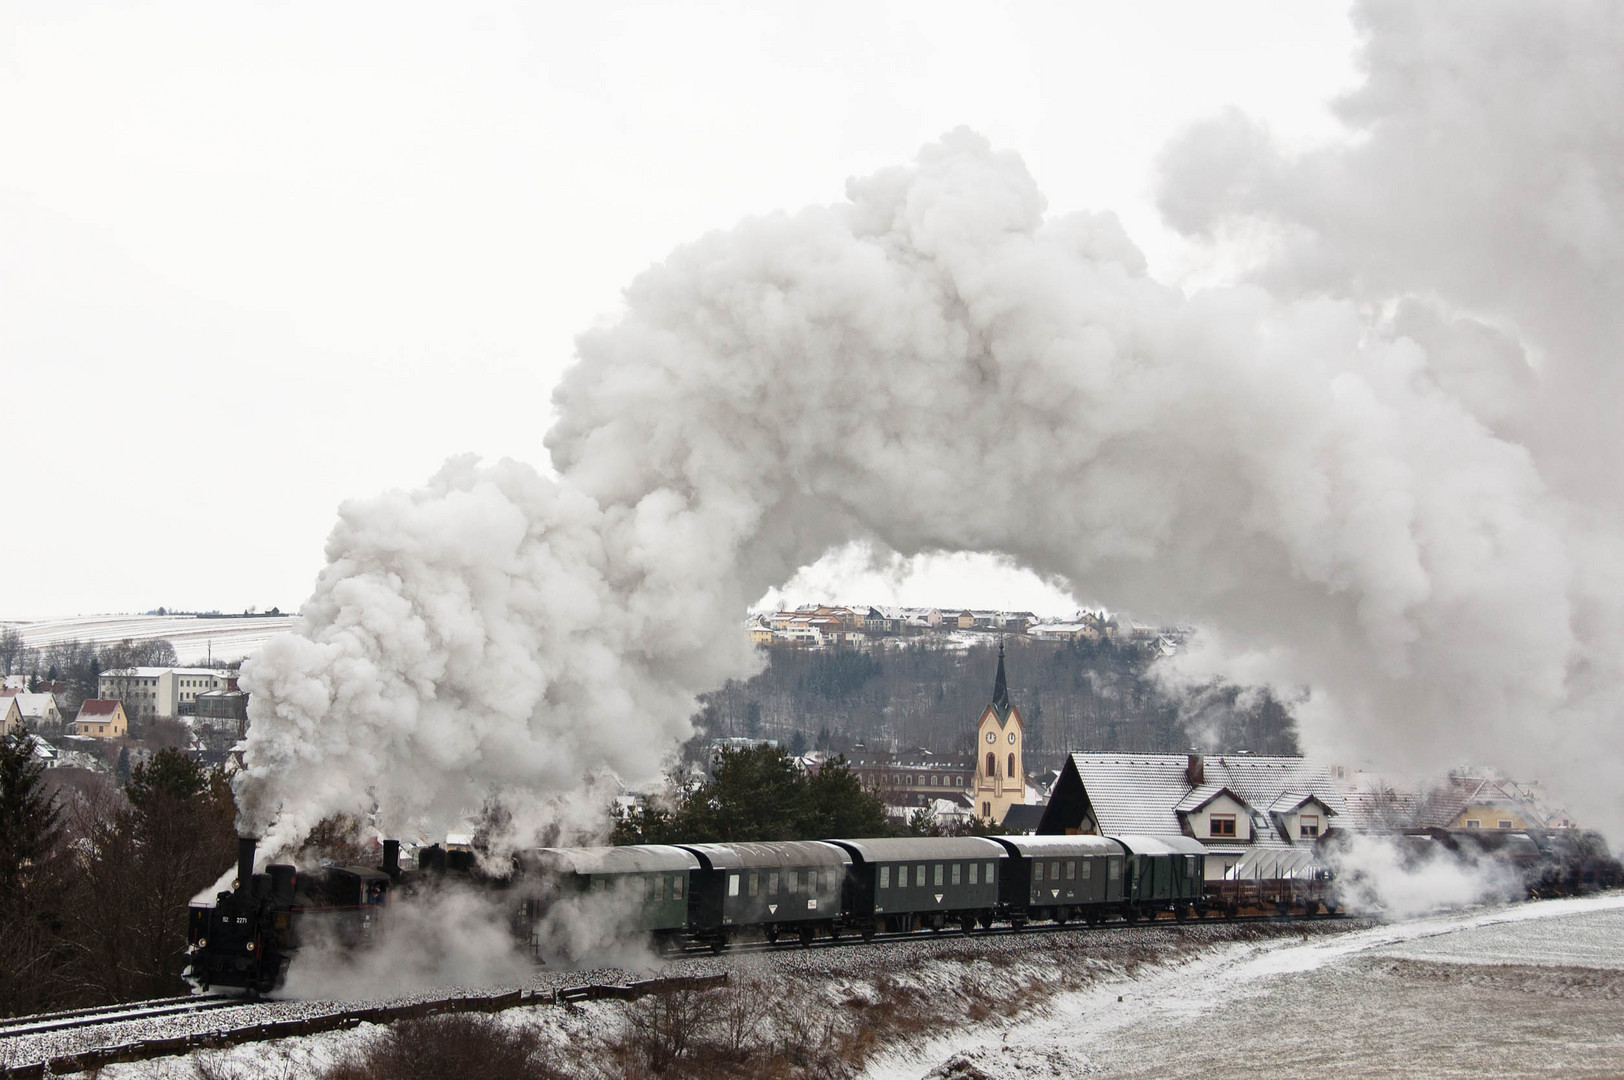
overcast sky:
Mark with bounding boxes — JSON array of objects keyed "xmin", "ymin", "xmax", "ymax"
[{"xmin": 2, "ymin": 2, "xmax": 1359, "ymax": 619}]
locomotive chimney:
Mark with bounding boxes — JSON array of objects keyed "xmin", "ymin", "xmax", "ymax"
[
  {"xmin": 382, "ymin": 839, "xmax": 400, "ymax": 880},
  {"xmin": 1186, "ymin": 752, "xmax": 1204, "ymax": 787},
  {"xmin": 236, "ymin": 836, "xmax": 258, "ymax": 891}
]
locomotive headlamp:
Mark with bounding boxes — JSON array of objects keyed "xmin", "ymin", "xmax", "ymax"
[
  {"xmin": 197, "ymin": 938, "xmax": 206, "ymax": 948},
  {"xmin": 245, "ymin": 942, "xmax": 255, "ymax": 952}
]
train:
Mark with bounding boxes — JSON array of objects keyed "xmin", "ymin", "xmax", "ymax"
[{"xmin": 186, "ymin": 826, "xmax": 1619, "ymax": 995}]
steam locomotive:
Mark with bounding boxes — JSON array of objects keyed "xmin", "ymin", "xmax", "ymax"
[{"xmin": 187, "ymin": 832, "xmax": 1213, "ymax": 994}]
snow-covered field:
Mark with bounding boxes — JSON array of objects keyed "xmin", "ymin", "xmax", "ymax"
[
  {"xmin": 871, "ymin": 893, "xmax": 1624, "ymax": 1080},
  {"xmin": 2, "ymin": 614, "xmax": 297, "ymax": 666}
]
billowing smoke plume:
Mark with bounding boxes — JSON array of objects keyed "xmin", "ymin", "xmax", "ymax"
[
  {"xmin": 238, "ymin": 0, "xmax": 1624, "ymax": 847},
  {"xmin": 1326, "ymin": 834, "xmax": 1522, "ymax": 920}
]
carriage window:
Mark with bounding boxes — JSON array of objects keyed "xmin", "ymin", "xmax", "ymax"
[
  {"xmin": 672, "ymin": 876, "xmax": 684, "ymax": 899},
  {"xmin": 1080, "ymin": 861, "xmax": 1092, "ymax": 879},
  {"xmin": 880, "ymin": 865, "xmax": 890, "ymax": 889},
  {"xmin": 1186, "ymin": 856, "xmax": 1197, "ymax": 877},
  {"xmin": 729, "ymin": 874, "xmax": 740, "ymax": 896},
  {"xmin": 1065, "ymin": 861, "xmax": 1076, "ymax": 880},
  {"xmin": 934, "ymin": 864, "xmax": 944, "ymax": 887},
  {"xmin": 1034, "ymin": 861, "xmax": 1044, "ymax": 882},
  {"xmin": 768, "ymin": 872, "xmax": 779, "ymax": 896},
  {"xmin": 748, "ymin": 873, "xmax": 759, "ymax": 897},
  {"xmin": 986, "ymin": 862, "xmax": 995, "ymax": 882},
  {"xmin": 1109, "ymin": 858, "xmax": 1122, "ymax": 880},
  {"xmin": 916, "ymin": 865, "xmax": 926, "ymax": 887},
  {"xmin": 969, "ymin": 862, "xmax": 979, "ymax": 885},
  {"xmin": 787, "ymin": 870, "xmax": 799, "ymax": 892},
  {"xmin": 1050, "ymin": 861, "xmax": 1061, "ymax": 882},
  {"xmin": 651, "ymin": 875, "xmax": 663, "ymax": 900},
  {"xmin": 951, "ymin": 863, "xmax": 961, "ymax": 885}
]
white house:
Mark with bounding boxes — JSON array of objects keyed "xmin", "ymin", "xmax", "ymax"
[{"xmin": 1036, "ymin": 752, "xmax": 1349, "ymax": 880}]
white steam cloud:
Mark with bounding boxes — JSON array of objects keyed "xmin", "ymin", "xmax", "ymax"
[
  {"xmin": 1326, "ymin": 834, "xmax": 1522, "ymax": 921},
  {"xmin": 279, "ymin": 886, "xmax": 535, "ymax": 1000},
  {"xmin": 237, "ymin": 1, "xmax": 1624, "ymax": 847}
]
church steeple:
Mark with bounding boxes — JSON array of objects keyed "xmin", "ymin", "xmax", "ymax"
[
  {"xmin": 991, "ymin": 641, "xmax": 1011, "ymax": 719},
  {"xmin": 975, "ymin": 640, "xmax": 1025, "ymax": 825}
]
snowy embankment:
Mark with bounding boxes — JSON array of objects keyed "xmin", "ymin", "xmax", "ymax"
[
  {"xmin": 13, "ymin": 896, "xmax": 1623, "ymax": 1080},
  {"xmin": 4, "ymin": 920, "xmax": 1352, "ymax": 1079}
]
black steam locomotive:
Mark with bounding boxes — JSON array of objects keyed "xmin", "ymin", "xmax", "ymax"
[{"xmin": 187, "ymin": 832, "xmax": 1211, "ymax": 994}]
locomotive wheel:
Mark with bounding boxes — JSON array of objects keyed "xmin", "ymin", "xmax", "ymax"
[
  {"xmin": 799, "ymin": 925, "xmax": 815, "ymax": 948},
  {"xmin": 1055, "ymin": 907, "xmax": 1069, "ymax": 925},
  {"xmin": 710, "ymin": 936, "xmax": 728, "ymax": 954},
  {"xmin": 765, "ymin": 926, "xmax": 780, "ymax": 944},
  {"xmin": 1174, "ymin": 905, "xmax": 1188, "ymax": 923},
  {"xmin": 861, "ymin": 924, "xmax": 876, "ymax": 942},
  {"xmin": 1123, "ymin": 906, "xmax": 1139, "ymax": 924},
  {"xmin": 1085, "ymin": 910, "xmax": 1100, "ymax": 927},
  {"xmin": 960, "ymin": 914, "xmax": 976, "ymax": 934},
  {"xmin": 1223, "ymin": 905, "xmax": 1237, "ymax": 921}
]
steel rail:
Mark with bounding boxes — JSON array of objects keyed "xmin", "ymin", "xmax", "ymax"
[{"xmin": 0, "ymin": 998, "xmax": 241, "ymax": 1039}]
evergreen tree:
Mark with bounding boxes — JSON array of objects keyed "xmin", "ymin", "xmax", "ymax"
[
  {"xmin": 614, "ymin": 745, "xmax": 889, "ymax": 844},
  {"xmin": 0, "ymin": 734, "xmax": 67, "ymax": 1015},
  {"xmin": 115, "ymin": 746, "xmax": 131, "ymax": 787},
  {"xmin": 0, "ymin": 734, "xmax": 62, "ymax": 914}
]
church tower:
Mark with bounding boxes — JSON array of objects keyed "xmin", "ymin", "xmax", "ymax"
[{"xmin": 973, "ymin": 642, "xmax": 1026, "ymax": 825}]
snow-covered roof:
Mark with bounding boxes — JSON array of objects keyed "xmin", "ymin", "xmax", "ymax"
[
  {"xmin": 1413, "ymin": 776, "xmax": 1535, "ymax": 828},
  {"xmin": 76, "ymin": 699, "xmax": 123, "ymax": 717},
  {"xmin": 7, "ymin": 692, "xmax": 56, "ymax": 717},
  {"xmin": 1063, "ymin": 752, "xmax": 1349, "ymax": 846}
]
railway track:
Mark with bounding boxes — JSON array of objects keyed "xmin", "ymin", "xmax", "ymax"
[
  {"xmin": 0, "ymin": 978, "xmax": 727, "ymax": 1080},
  {"xmin": 0, "ymin": 996, "xmax": 242, "ymax": 1040}
]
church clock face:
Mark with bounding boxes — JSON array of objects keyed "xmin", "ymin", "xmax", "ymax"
[
  {"xmin": 985, "ymin": 732, "xmax": 996, "ymax": 743},
  {"xmin": 1007, "ymin": 732, "xmax": 1017, "ymax": 744}
]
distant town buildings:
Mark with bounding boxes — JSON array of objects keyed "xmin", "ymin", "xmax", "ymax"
[
  {"xmin": 747, "ymin": 603, "xmax": 1187, "ymax": 654},
  {"xmin": 97, "ymin": 666, "xmax": 238, "ymax": 721}
]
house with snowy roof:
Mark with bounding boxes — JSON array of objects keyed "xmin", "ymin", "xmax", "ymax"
[
  {"xmin": 2, "ymin": 691, "xmax": 63, "ymax": 731},
  {"xmin": 1037, "ymin": 751, "xmax": 1348, "ymax": 880},
  {"xmin": 1414, "ymin": 776, "xmax": 1542, "ymax": 831},
  {"xmin": 2, "ymin": 697, "xmax": 22, "ymax": 737}
]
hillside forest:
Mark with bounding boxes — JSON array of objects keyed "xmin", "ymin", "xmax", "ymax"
[{"xmin": 692, "ymin": 637, "xmax": 1301, "ymax": 769}]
